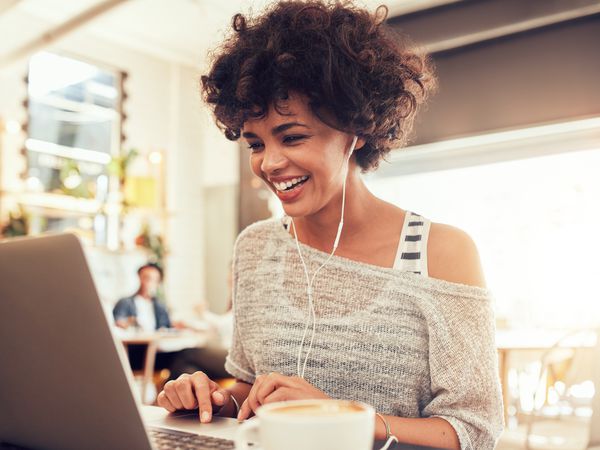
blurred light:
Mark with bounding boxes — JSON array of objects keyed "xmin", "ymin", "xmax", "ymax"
[
  {"xmin": 569, "ymin": 380, "xmax": 595, "ymax": 399},
  {"xmin": 63, "ymin": 172, "xmax": 82, "ymax": 189},
  {"xmin": 26, "ymin": 138, "xmax": 111, "ymax": 165},
  {"xmin": 575, "ymin": 407, "xmax": 593, "ymax": 418},
  {"xmin": 547, "ymin": 388, "xmax": 559, "ymax": 405},
  {"xmin": 95, "ymin": 175, "xmax": 109, "ymax": 202},
  {"xmin": 78, "ymin": 217, "xmax": 94, "ymax": 230},
  {"xmin": 148, "ymin": 151, "xmax": 162, "ymax": 165},
  {"xmin": 28, "ymin": 52, "xmax": 98, "ymax": 98},
  {"xmin": 258, "ymin": 190, "xmax": 271, "ymax": 200},
  {"xmin": 6, "ymin": 120, "xmax": 21, "ymax": 134},
  {"xmin": 38, "ymin": 153, "xmax": 60, "ymax": 168},
  {"xmin": 26, "ymin": 176, "xmax": 43, "ymax": 192},
  {"xmin": 86, "ymin": 81, "xmax": 118, "ymax": 99},
  {"xmin": 104, "ymin": 202, "xmax": 121, "ymax": 215}
]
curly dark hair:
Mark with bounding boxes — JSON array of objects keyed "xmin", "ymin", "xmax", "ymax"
[{"xmin": 201, "ymin": 0, "xmax": 436, "ymax": 171}]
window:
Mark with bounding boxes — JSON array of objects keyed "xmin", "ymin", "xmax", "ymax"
[
  {"xmin": 366, "ymin": 123, "xmax": 600, "ymax": 329},
  {"xmin": 24, "ymin": 51, "xmax": 124, "ymax": 245}
]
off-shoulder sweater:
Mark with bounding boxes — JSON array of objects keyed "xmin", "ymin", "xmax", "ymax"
[{"xmin": 225, "ymin": 218, "xmax": 504, "ymax": 449}]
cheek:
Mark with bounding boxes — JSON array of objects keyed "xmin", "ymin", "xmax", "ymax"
[
  {"xmin": 249, "ymin": 154, "xmax": 263, "ymax": 177},
  {"xmin": 318, "ymin": 158, "xmax": 343, "ymax": 184}
]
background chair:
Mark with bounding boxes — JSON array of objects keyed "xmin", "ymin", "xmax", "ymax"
[{"xmin": 524, "ymin": 329, "xmax": 597, "ymax": 450}]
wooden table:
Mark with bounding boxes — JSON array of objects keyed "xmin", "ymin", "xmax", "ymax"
[{"xmin": 120, "ymin": 330, "xmax": 210, "ymax": 403}]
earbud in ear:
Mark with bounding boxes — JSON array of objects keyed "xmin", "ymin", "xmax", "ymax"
[{"xmin": 348, "ymin": 136, "xmax": 358, "ymax": 158}]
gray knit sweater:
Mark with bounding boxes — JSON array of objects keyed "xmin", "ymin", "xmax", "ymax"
[{"xmin": 225, "ymin": 218, "xmax": 504, "ymax": 449}]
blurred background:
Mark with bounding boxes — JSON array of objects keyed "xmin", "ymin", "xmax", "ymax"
[{"xmin": 1, "ymin": 0, "xmax": 599, "ymax": 448}]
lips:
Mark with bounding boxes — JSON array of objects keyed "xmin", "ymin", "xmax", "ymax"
[{"xmin": 272, "ymin": 176, "xmax": 310, "ymax": 202}]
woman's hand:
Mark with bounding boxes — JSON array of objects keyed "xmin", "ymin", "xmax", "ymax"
[
  {"xmin": 157, "ymin": 372, "xmax": 232, "ymax": 423},
  {"xmin": 237, "ymin": 372, "xmax": 330, "ymax": 421}
]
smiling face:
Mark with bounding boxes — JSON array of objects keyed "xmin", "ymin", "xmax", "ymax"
[{"xmin": 242, "ymin": 94, "xmax": 359, "ymax": 219}]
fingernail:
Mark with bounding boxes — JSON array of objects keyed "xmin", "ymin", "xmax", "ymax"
[
  {"xmin": 237, "ymin": 410, "xmax": 243, "ymax": 422},
  {"xmin": 212, "ymin": 391, "xmax": 224, "ymax": 403},
  {"xmin": 201, "ymin": 411, "xmax": 210, "ymax": 423}
]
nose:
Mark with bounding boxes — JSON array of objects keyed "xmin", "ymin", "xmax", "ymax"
[{"xmin": 260, "ymin": 144, "xmax": 288, "ymax": 175}]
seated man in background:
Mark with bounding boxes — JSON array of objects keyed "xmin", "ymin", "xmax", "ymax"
[
  {"xmin": 113, "ymin": 262, "xmax": 173, "ymax": 373},
  {"xmin": 114, "ymin": 262, "xmax": 233, "ymax": 389},
  {"xmin": 113, "ymin": 262, "xmax": 171, "ymax": 331}
]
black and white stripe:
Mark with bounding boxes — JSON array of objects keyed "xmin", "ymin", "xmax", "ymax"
[{"xmin": 393, "ymin": 211, "xmax": 431, "ymax": 276}]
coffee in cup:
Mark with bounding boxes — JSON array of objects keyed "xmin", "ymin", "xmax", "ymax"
[{"xmin": 235, "ymin": 399, "xmax": 375, "ymax": 450}]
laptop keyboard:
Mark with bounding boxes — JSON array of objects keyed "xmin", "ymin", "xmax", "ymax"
[{"xmin": 149, "ymin": 426, "xmax": 237, "ymax": 449}]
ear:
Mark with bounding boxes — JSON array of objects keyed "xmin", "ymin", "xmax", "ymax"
[{"xmin": 354, "ymin": 137, "xmax": 366, "ymax": 151}]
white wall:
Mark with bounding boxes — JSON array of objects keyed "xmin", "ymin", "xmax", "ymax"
[{"xmin": 0, "ymin": 26, "xmax": 239, "ymax": 315}]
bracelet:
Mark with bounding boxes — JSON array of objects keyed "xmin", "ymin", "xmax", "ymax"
[
  {"xmin": 229, "ymin": 394, "xmax": 240, "ymax": 417},
  {"xmin": 376, "ymin": 413, "xmax": 392, "ymax": 440}
]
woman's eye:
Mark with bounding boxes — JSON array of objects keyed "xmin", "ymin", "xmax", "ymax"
[
  {"xmin": 247, "ymin": 142, "xmax": 264, "ymax": 152},
  {"xmin": 283, "ymin": 135, "xmax": 307, "ymax": 144}
]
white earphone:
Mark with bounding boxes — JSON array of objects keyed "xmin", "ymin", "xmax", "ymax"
[
  {"xmin": 291, "ymin": 136, "xmax": 358, "ymax": 379},
  {"xmin": 288, "ymin": 136, "xmax": 399, "ymax": 450}
]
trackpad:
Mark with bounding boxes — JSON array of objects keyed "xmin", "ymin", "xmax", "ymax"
[{"xmin": 156, "ymin": 409, "xmax": 242, "ymax": 440}]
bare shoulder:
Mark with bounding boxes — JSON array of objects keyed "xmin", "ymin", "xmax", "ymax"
[{"xmin": 427, "ymin": 222, "xmax": 487, "ymax": 288}]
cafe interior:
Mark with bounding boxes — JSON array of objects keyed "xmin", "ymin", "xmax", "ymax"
[{"xmin": 1, "ymin": 0, "xmax": 599, "ymax": 449}]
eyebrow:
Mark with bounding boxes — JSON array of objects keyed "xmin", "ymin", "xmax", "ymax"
[{"xmin": 242, "ymin": 122, "xmax": 309, "ymax": 139}]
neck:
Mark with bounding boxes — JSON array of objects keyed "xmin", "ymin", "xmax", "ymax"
[
  {"xmin": 292, "ymin": 170, "xmax": 378, "ymax": 251},
  {"xmin": 137, "ymin": 290, "xmax": 153, "ymax": 300}
]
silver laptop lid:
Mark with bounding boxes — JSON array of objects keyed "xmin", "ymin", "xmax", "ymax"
[{"xmin": 0, "ymin": 233, "xmax": 153, "ymax": 450}]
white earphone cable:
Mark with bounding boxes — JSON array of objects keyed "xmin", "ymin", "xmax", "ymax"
[
  {"xmin": 290, "ymin": 136, "xmax": 398, "ymax": 449},
  {"xmin": 293, "ymin": 136, "xmax": 357, "ymax": 379}
]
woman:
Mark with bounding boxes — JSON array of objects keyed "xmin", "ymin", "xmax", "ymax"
[{"xmin": 157, "ymin": 1, "xmax": 503, "ymax": 449}]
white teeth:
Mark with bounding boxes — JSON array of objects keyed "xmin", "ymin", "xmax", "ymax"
[{"xmin": 273, "ymin": 176, "xmax": 309, "ymax": 192}]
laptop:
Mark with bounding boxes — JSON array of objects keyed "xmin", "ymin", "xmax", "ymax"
[
  {"xmin": 0, "ymin": 233, "xmax": 239, "ymax": 450},
  {"xmin": 0, "ymin": 233, "xmax": 435, "ymax": 450}
]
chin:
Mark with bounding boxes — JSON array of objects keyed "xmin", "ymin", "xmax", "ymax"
[
  {"xmin": 281, "ymin": 201, "xmax": 324, "ymax": 221},
  {"xmin": 280, "ymin": 202, "xmax": 309, "ymax": 219},
  {"xmin": 281, "ymin": 206, "xmax": 305, "ymax": 219}
]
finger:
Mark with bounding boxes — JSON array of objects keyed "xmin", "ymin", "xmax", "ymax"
[
  {"xmin": 162, "ymin": 380, "xmax": 184, "ymax": 410},
  {"xmin": 174, "ymin": 375, "xmax": 198, "ymax": 410},
  {"xmin": 190, "ymin": 372, "xmax": 216, "ymax": 423},
  {"xmin": 156, "ymin": 390, "xmax": 177, "ymax": 413},
  {"xmin": 211, "ymin": 389, "xmax": 228, "ymax": 407},
  {"xmin": 255, "ymin": 373, "xmax": 292, "ymax": 405},
  {"xmin": 245, "ymin": 376, "xmax": 267, "ymax": 419},
  {"xmin": 237, "ymin": 398, "xmax": 252, "ymax": 422},
  {"xmin": 263, "ymin": 387, "xmax": 292, "ymax": 404},
  {"xmin": 237, "ymin": 375, "xmax": 266, "ymax": 421}
]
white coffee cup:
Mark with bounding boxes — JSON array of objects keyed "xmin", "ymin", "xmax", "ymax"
[{"xmin": 235, "ymin": 399, "xmax": 375, "ymax": 450}]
